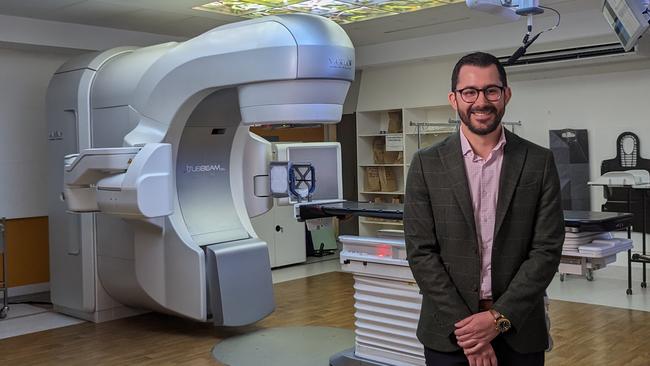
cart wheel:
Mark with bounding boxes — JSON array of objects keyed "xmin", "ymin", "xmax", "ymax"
[
  {"xmin": 559, "ymin": 273, "xmax": 565, "ymax": 282},
  {"xmin": 586, "ymin": 269, "xmax": 594, "ymax": 282},
  {"xmin": 0, "ymin": 306, "xmax": 8, "ymax": 319},
  {"xmin": 641, "ymin": 282, "xmax": 647, "ymax": 289},
  {"xmin": 627, "ymin": 288, "xmax": 633, "ymax": 295}
]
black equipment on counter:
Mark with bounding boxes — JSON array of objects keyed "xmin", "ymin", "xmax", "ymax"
[
  {"xmin": 564, "ymin": 211, "xmax": 633, "ymax": 232},
  {"xmin": 298, "ymin": 201, "xmax": 403, "ymax": 221},
  {"xmin": 601, "ymin": 132, "xmax": 650, "ymax": 234}
]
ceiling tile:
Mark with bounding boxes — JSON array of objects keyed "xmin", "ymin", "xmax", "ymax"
[
  {"xmin": 164, "ymin": 16, "xmax": 228, "ymax": 37},
  {"xmin": 0, "ymin": 0, "xmax": 86, "ymax": 18},
  {"xmin": 91, "ymin": 9, "xmax": 194, "ymax": 34},
  {"xmin": 0, "ymin": 0, "xmax": 85, "ymax": 10},
  {"xmin": 0, "ymin": 0, "xmax": 601, "ymax": 49},
  {"xmin": 97, "ymin": 0, "xmax": 216, "ymax": 14},
  {"xmin": 47, "ymin": 1, "xmax": 143, "ymax": 23}
]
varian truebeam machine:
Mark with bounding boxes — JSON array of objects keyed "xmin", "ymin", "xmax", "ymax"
[{"xmin": 46, "ymin": 14, "xmax": 354, "ymax": 325}]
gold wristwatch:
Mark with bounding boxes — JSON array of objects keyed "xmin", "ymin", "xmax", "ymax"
[{"xmin": 489, "ymin": 309, "xmax": 512, "ymax": 333}]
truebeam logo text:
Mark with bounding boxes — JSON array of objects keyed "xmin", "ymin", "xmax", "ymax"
[{"xmin": 185, "ymin": 164, "xmax": 227, "ymax": 173}]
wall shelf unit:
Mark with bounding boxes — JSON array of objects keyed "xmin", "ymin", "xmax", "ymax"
[
  {"xmin": 358, "ymin": 133, "xmax": 403, "ymax": 138},
  {"xmin": 359, "ymin": 219, "xmax": 404, "ymax": 226},
  {"xmin": 356, "ymin": 105, "xmax": 455, "ymax": 236},
  {"xmin": 359, "ymin": 164, "xmax": 404, "ymax": 167}
]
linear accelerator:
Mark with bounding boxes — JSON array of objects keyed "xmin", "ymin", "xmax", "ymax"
[{"xmin": 46, "ymin": 14, "xmax": 354, "ymax": 325}]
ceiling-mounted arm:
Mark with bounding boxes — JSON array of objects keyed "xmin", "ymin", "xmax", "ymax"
[
  {"xmin": 507, "ymin": 3, "xmax": 561, "ymax": 65},
  {"xmin": 466, "ymin": 1, "xmax": 561, "ymax": 65},
  {"xmin": 466, "ymin": 0, "xmax": 520, "ymax": 20},
  {"xmin": 466, "ymin": 0, "xmax": 543, "ymax": 16},
  {"xmin": 512, "ymin": 0, "xmax": 544, "ymax": 16}
]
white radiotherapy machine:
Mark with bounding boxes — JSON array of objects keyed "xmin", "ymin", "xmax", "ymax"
[{"xmin": 46, "ymin": 14, "xmax": 354, "ymax": 325}]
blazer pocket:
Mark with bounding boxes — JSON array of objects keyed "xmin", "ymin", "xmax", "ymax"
[{"xmin": 517, "ymin": 178, "xmax": 538, "ymax": 188}]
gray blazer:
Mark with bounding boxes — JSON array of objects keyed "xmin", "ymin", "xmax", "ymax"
[{"xmin": 404, "ymin": 128, "xmax": 564, "ymax": 354}]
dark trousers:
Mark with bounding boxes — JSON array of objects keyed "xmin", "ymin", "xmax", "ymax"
[{"xmin": 424, "ymin": 337, "xmax": 544, "ymax": 366}]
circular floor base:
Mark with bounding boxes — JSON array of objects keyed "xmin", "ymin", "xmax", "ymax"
[{"xmin": 212, "ymin": 326, "xmax": 354, "ymax": 366}]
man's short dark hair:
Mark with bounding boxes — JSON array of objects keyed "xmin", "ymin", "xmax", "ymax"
[{"xmin": 451, "ymin": 52, "xmax": 507, "ymax": 91}]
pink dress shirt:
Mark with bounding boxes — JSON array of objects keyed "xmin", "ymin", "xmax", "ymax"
[{"xmin": 459, "ymin": 126, "xmax": 507, "ymax": 300}]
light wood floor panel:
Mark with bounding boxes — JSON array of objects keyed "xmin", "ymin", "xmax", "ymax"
[{"xmin": 0, "ymin": 272, "xmax": 648, "ymax": 365}]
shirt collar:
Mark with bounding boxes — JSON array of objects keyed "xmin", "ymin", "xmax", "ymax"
[{"xmin": 460, "ymin": 124, "xmax": 507, "ymax": 157}]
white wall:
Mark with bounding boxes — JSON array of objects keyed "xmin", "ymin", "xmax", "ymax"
[
  {"xmin": 343, "ymin": 70, "xmax": 363, "ymax": 115},
  {"xmin": 0, "ymin": 16, "xmax": 183, "ymax": 219},
  {"xmin": 507, "ymin": 67, "xmax": 650, "ymax": 158},
  {"xmin": 357, "ymin": 58, "xmax": 457, "ymax": 111},
  {"xmin": 356, "ymin": 37, "xmax": 650, "ymax": 268},
  {"xmin": 507, "ymin": 64, "xmax": 650, "ymax": 267},
  {"xmin": 0, "ymin": 48, "xmax": 70, "ymax": 218}
]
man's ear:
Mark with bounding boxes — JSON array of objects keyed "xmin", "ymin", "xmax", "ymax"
[
  {"xmin": 448, "ymin": 91, "xmax": 458, "ymax": 111},
  {"xmin": 503, "ymin": 86, "xmax": 512, "ymax": 105}
]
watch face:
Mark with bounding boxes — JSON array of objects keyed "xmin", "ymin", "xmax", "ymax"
[{"xmin": 497, "ymin": 318, "xmax": 511, "ymax": 332}]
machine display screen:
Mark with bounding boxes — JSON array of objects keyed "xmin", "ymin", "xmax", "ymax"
[{"xmin": 603, "ymin": 0, "xmax": 649, "ymax": 51}]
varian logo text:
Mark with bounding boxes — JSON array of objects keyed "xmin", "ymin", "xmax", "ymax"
[{"xmin": 328, "ymin": 56, "xmax": 352, "ymax": 70}]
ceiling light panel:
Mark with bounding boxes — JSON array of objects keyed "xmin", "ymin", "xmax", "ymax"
[
  {"xmin": 194, "ymin": 0, "xmax": 463, "ymax": 24},
  {"xmin": 288, "ymin": 0, "xmax": 356, "ymax": 15}
]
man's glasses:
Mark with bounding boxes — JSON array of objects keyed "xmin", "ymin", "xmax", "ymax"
[{"xmin": 454, "ymin": 85, "xmax": 504, "ymax": 103}]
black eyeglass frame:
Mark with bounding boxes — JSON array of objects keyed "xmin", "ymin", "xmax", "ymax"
[{"xmin": 454, "ymin": 85, "xmax": 505, "ymax": 103}]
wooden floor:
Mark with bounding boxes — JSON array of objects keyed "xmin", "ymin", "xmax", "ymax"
[{"xmin": 0, "ymin": 271, "xmax": 648, "ymax": 366}]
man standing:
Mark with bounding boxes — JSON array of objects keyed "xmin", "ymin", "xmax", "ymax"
[{"xmin": 404, "ymin": 52, "xmax": 564, "ymax": 366}]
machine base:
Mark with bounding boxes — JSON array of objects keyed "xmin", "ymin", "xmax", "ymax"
[
  {"xmin": 53, "ymin": 304, "xmax": 147, "ymax": 323},
  {"xmin": 205, "ymin": 238, "xmax": 275, "ymax": 326},
  {"xmin": 330, "ymin": 348, "xmax": 392, "ymax": 366}
]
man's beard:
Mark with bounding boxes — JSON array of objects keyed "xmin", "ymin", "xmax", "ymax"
[{"xmin": 458, "ymin": 105, "xmax": 504, "ymax": 136}]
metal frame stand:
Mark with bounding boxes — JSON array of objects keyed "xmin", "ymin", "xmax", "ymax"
[
  {"xmin": 0, "ymin": 217, "xmax": 8, "ymax": 319},
  {"xmin": 626, "ymin": 188, "xmax": 634, "ymax": 295},
  {"xmin": 629, "ymin": 188, "xmax": 650, "ymax": 294},
  {"xmin": 589, "ymin": 182, "xmax": 650, "ymax": 295}
]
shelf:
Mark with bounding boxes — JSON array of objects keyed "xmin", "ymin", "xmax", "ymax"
[
  {"xmin": 358, "ymin": 133, "xmax": 402, "ymax": 138},
  {"xmin": 406, "ymin": 130, "xmax": 455, "ymax": 135},
  {"xmin": 357, "ymin": 105, "xmax": 455, "ymax": 237},
  {"xmin": 360, "ymin": 220, "xmax": 404, "ymax": 226},
  {"xmin": 360, "ymin": 164, "xmax": 404, "ymax": 167}
]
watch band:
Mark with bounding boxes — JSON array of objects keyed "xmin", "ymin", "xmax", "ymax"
[{"xmin": 489, "ymin": 309, "xmax": 501, "ymax": 320}]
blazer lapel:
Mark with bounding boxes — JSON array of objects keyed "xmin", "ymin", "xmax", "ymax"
[
  {"xmin": 439, "ymin": 132, "xmax": 477, "ymax": 240},
  {"xmin": 494, "ymin": 129, "xmax": 527, "ymax": 239}
]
